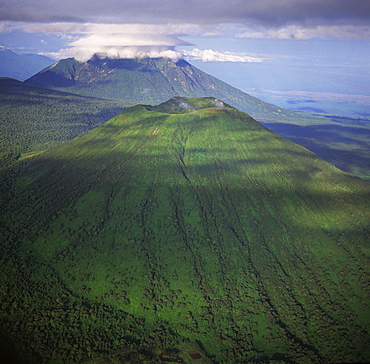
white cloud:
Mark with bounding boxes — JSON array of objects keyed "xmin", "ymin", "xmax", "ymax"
[
  {"xmin": 182, "ymin": 48, "xmax": 265, "ymax": 62},
  {"xmin": 3, "ymin": 21, "xmax": 208, "ymax": 38},
  {"xmin": 70, "ymin": 33, "xmax": 186, "ymax": 48},
  {"xmin": 237, "ymin": 25, "xmax": 370, "ymax": 40},
  {"xmin": 0, "ymin": 21, "xmax": 10, "ymax": 32},
  {"xmin": 46, "ymin": 45, "xmax": 183, "ymax": 62},
  {"xmin": 68, "ymin": 30, "xmax": 187, "ymax": 61},
  {"xmin": 20, "ymin": 23, "xmax": 192, "ymax": 61}
]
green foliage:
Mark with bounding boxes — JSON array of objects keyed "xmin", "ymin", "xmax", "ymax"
[
  {"xmin": 0, "ymin": 78, "xmax": 124, "ymax": 171},
  {"xmin": 25, "ymin": 56, "xmax": 297, "ymax": 120},
  {"xmin": 262, "ymin": 115, "xmax": 370, "ymax": 180},
  {"xmin": 24, "ymin": 56, "xmax": 370, "ymax": 180},
  {"xmin": 1, "ymin": 98, "xmax": 369, "ymax": 363}
]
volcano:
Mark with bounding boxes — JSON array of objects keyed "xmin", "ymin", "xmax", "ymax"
[
  {"xmin": 24, "ymin": 56, "xmax": 370, "ymax": 180},
  {"xmin": 25, "ymin": 55, "xmax": 295, "ymax": 120},
  {"xmin": 1, "ymin": 97, "xmax": 369, "ymax": 363}
]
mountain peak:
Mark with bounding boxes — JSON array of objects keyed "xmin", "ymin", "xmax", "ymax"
[
  {"xmin": 0, "ymin": 49, "xmax": 54, "ymax": 81},
  {"xmin": 148, "ymin": 96, "xmax": 230, "ymax": 114},
  {"xmin": 25, "ymin": 56, "xmax": 288, "ymax": 118}
]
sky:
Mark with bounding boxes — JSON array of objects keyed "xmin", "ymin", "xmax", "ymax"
[{"xmin": 1, "ymin": 0, "xmax": 370, "ymax": 114}]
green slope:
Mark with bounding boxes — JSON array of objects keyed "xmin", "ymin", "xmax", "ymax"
[
  {"xmin": 261, "ymin": 116, "xmax": 370, "ymax": 180},
  {"xmin": 1, "ymin": 97, "xmax": 370, "ymax": 363},
  {"xmin": 25, "ymin": 56, "xmax": 370, "ymax": 180},
  {"xmin": 0, "ymin": 78, "xmax": 124, "ymax": 171}
]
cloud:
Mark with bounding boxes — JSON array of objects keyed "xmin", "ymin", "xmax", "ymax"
[
  {"xmin": 56, "ymin": 25, "xmax": 190, "ymax": 61},
  {"xmin": 70, "ymin": 33, "xmax": 187, "ymax": 48},
  {"xmin": 2, "ymin": 1, "xmax": 370, "ymax": 41},
  {"xmin": 0, "ymin": 0, "xmax": 369, "ymax": 61},
  {"xmin": 9, "ymin": 22, "xmax": 207, "ymax": 37},
  {"xmin": 183, "ymin": 48, "xmax": 265, "ymax": 63},
  {"xmin": 237, "ymin": 25, "xmax": 370, "ymax": 40},
  {"xmin": 68, "ymin": 46, "xmax": 183, "ymax": 62},
  {"xmin": 3, "ymin": 22, "xmax": 193, "ymax": 61},
  {"xmin": 1, "ymin": 0, "xmax": 369, "ymax": 27}
]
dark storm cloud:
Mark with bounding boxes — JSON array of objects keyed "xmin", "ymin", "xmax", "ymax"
[{"xmin": 1, "ymin": 0, "xmax": 369, "ymax": 27}]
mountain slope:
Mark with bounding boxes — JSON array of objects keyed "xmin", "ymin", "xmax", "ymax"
[
  {"xmin": 25, "ymin": 56, "xmax": 370, "ymax": 180},
  {"xmin": 1, "ymin": 97, "xmax": 369, "ymax": 363},
  {"xmin": 25, "ymin": 56, "xmax": 296, "ymax": 119},
  {"xmin": 0, "ymin": 77, "xmax": 124, "ymax": 171},
  {"xmin": 0, "ymin": 48, "xmax": 54, "ymax": 81}
]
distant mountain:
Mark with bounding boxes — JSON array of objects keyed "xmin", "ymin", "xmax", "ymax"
[
  {"xmin": 0, "ymin": 48, "xmax": 54, "ymax": 81},
  {"xmin": 25, "ymin": 55, "xmax": 296, "ymax": 120},
  {"xmin": 24, "ymin": 56, "xmax": 370, "ymax": 179},
  {"xmin": 1, "ymin": 97, "xmax": 369, "ymax": 363},
  {"xmin": 0, "ymin": 77, "xmax": 123, "ymax": 171}
]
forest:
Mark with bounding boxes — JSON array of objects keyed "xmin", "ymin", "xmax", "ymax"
[
  {"xmin": 0, "ymin": 78, "xmax": 124, "ymax": 172},
  {"xmin": 1, "ymin": 98, "xmax": 369, "ymax": 363}
]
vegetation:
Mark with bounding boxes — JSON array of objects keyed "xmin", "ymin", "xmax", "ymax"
[
  {"xmin": 25, "ymin": 56, "xmax": 370, "ymax": 180},
  {"xmin": 262, "ymin": 114, "xmax": 370, "ymax": 180},
  {"xmin": 1, "ymin": 97, "xmax": 369, "ymax": 363},
  {"xmin": 0, "ymin": 78, "xmax": 124, "ymax": 171},
  {"xmin": 25, "ymin": 56, "xmax": 297, "ymax": 119}
]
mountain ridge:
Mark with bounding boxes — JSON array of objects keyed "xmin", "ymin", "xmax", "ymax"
[
  {"xmin": 0, "ymin": 48, "xmax": 54, "ymax": 81},
  {"xmin": 25, "ymin": 55, "xmax": 370, "ymax": 180},
  {"xmin": 25, "ymin": 55, "xmax": 370, "ymax": 179},
  {"xmin": 25, "ymin": 55, "xmax": 296, "ymax": 119}
]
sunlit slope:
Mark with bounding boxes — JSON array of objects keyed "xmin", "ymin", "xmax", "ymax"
[
  {"xmin": 26, "ymin": 57, "xmax": 370, "ymax": 179},
  {"xmin": 1, "ymin": 97, "xmax": 370, "ymax": 363}
]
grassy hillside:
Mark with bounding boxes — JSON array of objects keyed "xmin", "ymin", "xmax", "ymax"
[
  {"xmin": 0, "ymin": 78, "xmax": 124, "ymax": 171},
  {"xmin": 1, "ymin": 97, "xmax": 369, "ymax": 363}
]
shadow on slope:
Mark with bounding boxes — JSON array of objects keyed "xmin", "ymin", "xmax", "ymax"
[
  {"xmin": 262, "ymin": 122, "xmax": 370, "ymax": 179},
  {"xmin": 1, "ymin": 101, "xmax": 370, "ymax": 363}
]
